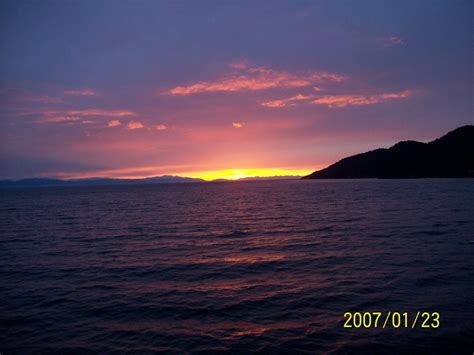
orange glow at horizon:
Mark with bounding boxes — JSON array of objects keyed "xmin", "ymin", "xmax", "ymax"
[
  {"xmin": 182, "ymin": 168, "xmax": 314, "ymax": 180},
  {"xmin": 50, "ymin": 167, "xmax": 317, "ymax": 181}
]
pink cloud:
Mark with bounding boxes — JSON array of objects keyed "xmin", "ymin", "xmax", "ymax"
[
  {"xmin": 165, "ymin": 66, "xmax": 345, "ymax": 95},
  {"xmin": 312, "ymin": 90, "xmax": 412, "ymax": 108},
  {"xmin": 42, "ymin": 109, "xmax": 135, "ymax": 117},
  {"xmin": 64, "ymin": 89, "xmax": 96, "ymax": 96},
  {"xmin": 108, "ymin": 120, "xmax": 121, "ymax": 127},
  {"xmin": 39, "ymin": 116, "xmax": 81, "ymax": 123},
  {"xmin": 261, "ymin": 90, "xmax": 413, "ymax": 109},
  {"xmin": 232, "ymin": 122, "xmax": 244, "ymax": 128},
  {"xmin": 127, "ymin": 121, "xmax": 144, "ymax": 129},
  {"xmin": 261, "ymin": 94, "xmax": 313, "ymax": 108},
  {"xmin": 28, "ymin": 108, "xmax": 136, "ymax": 126}
]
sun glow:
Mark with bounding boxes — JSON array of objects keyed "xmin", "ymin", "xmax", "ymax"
[
  {"xmin": 47, "ymin": 166, "xmax": 315, "ymax": 180},
  {"xmin": 182, "ymin": 168, "xmax": 313, "ymax": 181}
]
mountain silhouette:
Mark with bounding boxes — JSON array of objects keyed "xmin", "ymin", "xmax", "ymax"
[
  {"xmin": 303, "ymin": 125, "xmax": 474, "ymax": 179},
  {"xmin": 0, "ymin": 175, "xmax": 204, "ymax": 187}
]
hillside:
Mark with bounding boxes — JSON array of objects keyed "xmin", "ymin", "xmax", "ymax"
[{"xmin": 303, "ymin": 126, "xmax": 474, "ymax": 179}]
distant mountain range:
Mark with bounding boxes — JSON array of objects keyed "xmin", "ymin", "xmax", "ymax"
[
  {"xmin": 0, "ymin": 175, "xmax": 204, "ymax": 187},
  {"xmin": 304, "ymin": 125, "xmax": 474, "ymax": 179},
  {"xmin": 0, "ymin": 175, "xmax": 302, "ymax": 187}
]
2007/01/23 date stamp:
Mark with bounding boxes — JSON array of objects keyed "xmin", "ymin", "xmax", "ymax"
[{"xmin": 343, "ymin": 312, "xmax": 440, "ymax": 329}]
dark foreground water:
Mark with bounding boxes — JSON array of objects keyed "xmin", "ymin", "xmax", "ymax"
[{"xmin": 1, "ymin": 179, "xmax": 473, "ymax": 354}]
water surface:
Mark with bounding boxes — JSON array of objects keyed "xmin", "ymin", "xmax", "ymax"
[{"xmin": 1, "ymin": 179, "xmax": 473, "ymax": 353}]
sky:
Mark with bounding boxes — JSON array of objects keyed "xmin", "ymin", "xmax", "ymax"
[{"xmin": 0, "ymin": 0, "xmax": 472, "ymax": 180}]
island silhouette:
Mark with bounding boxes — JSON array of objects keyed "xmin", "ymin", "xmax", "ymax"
[{"xmin": 304, "ymin": 125, "xmax": 474, "ymax": 179}]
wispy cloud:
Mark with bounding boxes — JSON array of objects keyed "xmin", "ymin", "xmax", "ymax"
[
  {"xmin": 40, "ymin": 116, "xmax": 81, "ymax": 123},
  {"xmin": 165, "ymin": 66, "xmax": 345, "ymax": 95},
  {"xmin": 261, "ymin": 90, "xmax": 413, "ymax": 109},
  {"xmin": 64, "ymin": 89, "xmax": 96, "ymax": 96},
  {"xmin": 232, "ymin": 122, "xmax": 244, "ymax": 128},
  {"xmin": 312, "ymin": 90, "xmax": 412, "ymax": 108},
  {"xmin": 67, "ymin": 109, "xmax": 134, "ymax": 117},
  {"xmin": 127, "ymin": 121, "xmax": 144, "ymax": 129},
  {"xmin": 19, "ymin": 103, "xmax": 140, "ymax": 129},
  {"xmin": 261, "ymin": 94, "xmax": 313, "ymax": 108},
  {"xmin": 41, "ymin": 109, "xmax": 135, "ymax": 117},
  {"xmin": 29, "ymin": 109, "xmax": 135, "ymax": 127},
  {"xmin": 108, "ymin": 119, "xmax": 121, "ymax": 127},
  {"xmin": 32, "ymin": 109, "xmax": 135, "ymax": 125}
]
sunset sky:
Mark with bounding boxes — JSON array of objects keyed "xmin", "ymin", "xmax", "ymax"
[{"xmin": 0, "ymin": 0, "xmax": 472, "ymax": 180}]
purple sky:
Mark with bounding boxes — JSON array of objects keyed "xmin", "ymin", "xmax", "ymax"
[{"xmin": 0, "ymin": 0, "xmax": 472, "ymax": 179}]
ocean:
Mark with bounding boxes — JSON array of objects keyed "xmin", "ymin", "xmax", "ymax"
[{"xmin": 1, "ymin": 179, "xmax": 473, "ymax": 353}]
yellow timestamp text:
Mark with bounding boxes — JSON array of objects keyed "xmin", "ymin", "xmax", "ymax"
[{"xmin": 343, "ymin": 312, "xmax": 440, "ymax": 329}]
